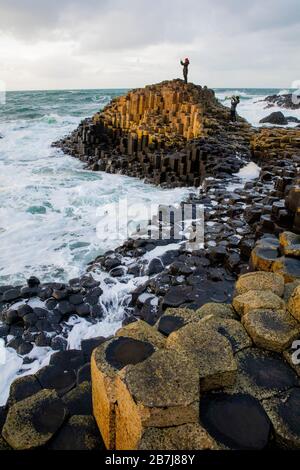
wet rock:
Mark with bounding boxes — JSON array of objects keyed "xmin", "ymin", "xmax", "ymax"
[
  {"xmin": 2, "ymin": 389, "xmax": 67, "ymax": 450},
  {"xmin": 200, "ymin": 393, "xmax": 271, "ymax": 450},
  {"xmin": 48, "ymin": 415, "xmax": 104, "ymax": 450},
  {"xmin": 105, "ymin": 337, "xmax": 155, "ymax": 370},
  {"xmin": 69, "ymin": 293, "xmax": 84, "ymax": 305},
  {"xmin": 75, "ymin": 303, "xmax": 91, "ymax": 316},
  {"xmin": 138, "ymin": 424, "xmax": 217, "ymax": 450},
  {"xmin": 272, "ymin": 256, "xmax": 300, "ymax": 282},
  {"xmin": 77, "ymin": 363, "xmax": 91, "ymax": 384},
  {"xmin": 116, "ymin": 349, "xmax": 200, "ymax": 449},
  {"xmin": 62, "ymin": 381, "xmax": 92, "ymax": 416},
  {"xmin": 233, "ymin": 290, "xmax": 285, "ymax": 316},
  {"xmin": 34, "ymin": 332, "xmax": 51, "ymax": 347},
  {"xmin": 287, "ymin": 285, "xmax": 300, "ymax": 321},
  {"xmin": 162, "ymin": 285, "xmax": 194, "ymax": 309},
  {"xmin": 280, "ymin": 231, "xmax": 300, "ymax": 257},
  {"xmin": 2, "ymin": 288, "xmax": 21, "ymax": 302},
  {"xmin": 81, "ymin": 336, "xmax": 106, "ymax": 362},
  {"xmin": 17, "ymin": 304, "xmax": 33, "ymax": 318},
  {"xmin": 5, "ymin": 309, "xmax": 20, "ymax": 325},
  {"xmin": 157, "ymin": 315, "xmax": 186, "ymax": 336},
  {"xmin": 146, "ymin": 258, "xmax": 164, "ymax": 276},
  {"xmin": 51, "ymin": 336, "xmax": 68, "ymax": 351},
  {"xmin": 27, "ymin": 276, "xmax": 40, "ymax": 288},
  {"xmin": 242, "ymin": 309, "xmax": 299, "ymax": 352},
  {"xmin": 166, "ymin": 322, "xmax": 237, "ymax": 391},
  {"xmin": 49, "ymin": 350, "xmax": 85, "ymax": 372},
  {"xmin": 259, "ymin": 111, "xmax": 288, "ymax": 125},
  {"xmin": 8, "ymin": 375, "xmax": 42, "ymax": 405},
  {"xmin": 36, "ymin": 365, "xmax": 76, "ymax": 396}
]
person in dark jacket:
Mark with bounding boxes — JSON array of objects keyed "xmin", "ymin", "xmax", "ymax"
[
  {"xmin": 180, "ymin": 58, "xmax": 190, "ymax": 83},
  {"xmin": 230, "ymin": 96, "xmax": 240, "ymax": 122}
]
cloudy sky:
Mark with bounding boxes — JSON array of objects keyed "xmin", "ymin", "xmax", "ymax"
[{"xmin": 0, "ymin": 0, "xmax": 299, "ymax": 90}]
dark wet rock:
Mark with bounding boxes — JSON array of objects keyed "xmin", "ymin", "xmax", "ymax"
[
  {"xmin": 5, "ymin": 309, "xmax": 20, "ymax": 325},
  {"xmin": 69, "ymin": 293, "xmax": 84, "ymax": 305},
  {"xmin": 51, "ymin": 336, "xmax": 68, "ymax": 351},
  {"xmin": 57, "ymin": 300, "xmax": 75, "ymax": 316},
  {"xmin": 45, "ymin": 298, "xmax": 57, "ymax": 310},
  {"xmin": 0, "ymin": 323, "xmax": 9, "ymax": 338},
  {"xmin": 18, "ymin": 341, "xmax": 34, "ymax": 355},
  {"xmin": 200, "ymin": 393, "xmax": 271, "ymax": 450},
  {"xmin": 260, "ymin": 111, "xmax": 288, "ymax": 125},
  {"xmin": 74, "ymin": 303, "xmax": 90, "ymax": 316},
  {"xmin": 52, "ymin": 289, "xmax": 70, "ymax": 301},
  {"xmin": 36, "ymin": 319, "xmax": 54, "ymax": 333},
  {"xmin": 81, "ymin": 337, "xmax": 106, "ymax": 362},
  {"xmin": 91, "ymin": 304, "xmax": 105, "ymax": 319},
  {"xmin": 105, "ymin": 337, "xmax": 155, "ymax": 370},
  {"xmin": 147, "ymin": 258, "xmax": 164, "ymax": 276},
  {"xmin": 20, "ymin": 286, "xmax": 40, "ymax": 298},
  {"xmin": 62, "ymin": 381, "xmax": 92, "ymax": 416},
  {"xmin": 0, "ymin": 406, "xmax": 8, "ymax": 430},
  {"xmin": 157, "ymin": 315, "xmax": 185, "ymax": 336},
  {"xmin": 27, "ymin": 276, "xmax": 40, "ymax": 288},
  {"xmin": 36, "ymin": 365, "xmax": 76, "ymax": 396},
  {"xmin": 23, "ymin": 311, "xmax": 38, "ymax": 327},
  {"xmin": 34, "ymin": 332, "xmax": 51, "ymax": 347},
  {"xmin": 8, "ymin": 375, "xmax": 42, "ymax": 405},
  {"xmin": 77, "ymin": 363, "xmax": 91, "ymax": 384},
  {"xmin": 10, "ymin": 325, "xmax": 24, "ymax": 338},
  {"xmin": 80, "ymin": 276, "xmax": 100, "ymax": 289},
  {"xmin": 39, "ymin": 287, "xmax": 53, "ymax": 301},
  {"xmin": 48, "ymin": 415, "xmax": 104, "ymax": 450},
  {"xmin": 2, "ymin": 389, "xmax": 67, "ymax": 450},
  {"xmin": 50, "ymin": 350, "xmax": 85, "ymax": 372}
]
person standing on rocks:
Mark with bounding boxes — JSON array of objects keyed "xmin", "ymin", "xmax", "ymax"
[
  {"xmin": 230, "ymin": 96, "xmax": 240, "ymax": 122},
  {"xmin": 180, "ymin": 58, "xmax": 190, "ymax": 84}
]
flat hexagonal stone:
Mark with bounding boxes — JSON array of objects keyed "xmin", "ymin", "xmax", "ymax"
[
  {"xmin": 166, "ymin": 322, "xmax": 237, "ymax": 391},
  {"xmin": 138, "ymin": 424, "xmax": 217, "ymax": 450},
  {"xmin": 287, "ymin": 285, "xmax": 300, "ymax": 322},
  {"xmin": 242, "ymin": 309, "xmax": 299, "ymax": 352},
  {"xmin": 105, "ymin": 337, "xmax": 155, "ymax": 370},
  {"xmin": 233, "ymin": 290, "xmax": 285, "ymax": 316},
  {"xmin": 234, "ymin": 348, "xmax": 299, "ymax": 400},
  {"xmin": 200, "ymin": 393, "xmax": 271, "ymax": 450},
  {"xmin": 48, "ymin": 415, "xmax": 104, "ymax": 450},
  {"xmin": 251, "ymin": 244, "xmax": 279, "ymax": 272},
  {"xmin": 156, "ymin": 315, "xmax": 186, "ymax": 336},
  {"xmin": 49, "ymin": 350, "xmax": 85, "ymax": 372},
  {"xmin": 116, "ymin": 320, "xmax": 165, "ymax": 348},
  {"xmin": 203, "ymin": 317, "xmax": 252, "ymax": 353},
  {"xmin": 2, "ymin": 389, "xmax": 67, "ymax": 450},
  {"xmin": 273, "ymin": 256, "xmax": 300, "ymax": 283},
  {"xmin": 284, "ymin": 280, "xmax": 300, "ymax": 303},
  {"xmin": 162, "ymin": 286, "xmax": 194, "ymax": 308},
  {"xmin": 235, "ymin": 272, "xmax": 285, "ymax": 297},
  {"xmin": 196, "ymin": 303, "xmax": 237, "ymax": 320},
  {"xmin": 36, "ymin": 365, "xmax": 76, "ymax": 396},
  {"xmin": 262, "ymin": 388, "xmax": 300, "ymax": 448},
  {"xmin": 8, "ymin": 375, "xmax": 42, "ymax": 405},
  {"xmin": 62, "ymin": 381, "xmax": 92, "ymax": 416},
  {"xmin": 116, "ymin": 349, "xmax": 200, "ymax": 449}
]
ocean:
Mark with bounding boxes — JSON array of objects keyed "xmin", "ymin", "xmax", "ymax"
[{"xmin": 0, "ymin": 86, "xmax": 297, "ymax": 404}]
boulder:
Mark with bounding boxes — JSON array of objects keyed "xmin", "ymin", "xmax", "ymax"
[
  {"xmin": 36, "ymin": 365, "xmax": 76, "ymax": 396},
  {"xmin": 8, "ymin": 375, "xmax": 42, "ymax": 405},
  {"xmin": 115, "ymin": 349, "xmax": 200, "ymax": 450},
  {"xmin": 280, "ymin": 232, "xmax": 300, "ymax": 257},
  {"xmin": 235, "ymin": 272, "xmax": 285, "ymax": 297},
  {"xmin": 242, "ymin": 309, "xmax": 299, "ymax": 352},
  {"xmin": 233, "ymin": 290, "xmax": 285, "ymax": 316},
  {"xmin": 2, "ymin": 389, "xmax": 67, "ymax": 450},
  {"xmin": 138, "ymin": 424, "xmax": 217, "ymax": 450}
]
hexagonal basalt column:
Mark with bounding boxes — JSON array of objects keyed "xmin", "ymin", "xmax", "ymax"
[
  {"xmin": 115, "ymin": 349, "xmax": 200, "ymax": 450},
  {"xmin": 91, "ymin": 336, "xmax": 156, "ymax": 449},
  {"xmin": 166, "ymin": 321, "xmax": 237, "ymax": 391}
]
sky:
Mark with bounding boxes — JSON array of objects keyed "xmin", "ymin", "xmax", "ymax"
[{"xmin": 0, "ymin": 0, "xmax": 299, "ymax": 91}]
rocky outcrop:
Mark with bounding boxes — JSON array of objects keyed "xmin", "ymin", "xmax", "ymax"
[
  {"xmin": 54, "ymin": 80, "xmax": 254, "ymax": 187},
  {"xmin": 263, "ymin": 93, "xmax": 300, "ymax": 110}
]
